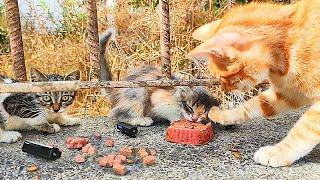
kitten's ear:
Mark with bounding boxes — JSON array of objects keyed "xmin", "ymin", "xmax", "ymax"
[
  {"xmin": 30, "ymin": 68, "xmax": 46, "ymax": 82},
  {"xmin": 65, "ymin": 70, "xmax": 80, "ymax": 81},
  {"xmin": 192, "ymin": 19, "xmax": 222, "ymax": 41}
]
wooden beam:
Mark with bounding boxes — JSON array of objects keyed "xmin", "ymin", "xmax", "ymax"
[{"xmin": 0, "ymin": 79, "xmax": 220, "ymax": 93}]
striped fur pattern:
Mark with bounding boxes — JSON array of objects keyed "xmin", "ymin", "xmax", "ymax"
[
  {"xmin": 107, "ymin": 65, "xmax": 221, "ymax": 126},
  {"xmin": 187, "ymin": 0, "xmax": 320, "ymax": 167},
  {"xmin": 0, "ymin": 69, "xmax": 80, "ymax": 143}
]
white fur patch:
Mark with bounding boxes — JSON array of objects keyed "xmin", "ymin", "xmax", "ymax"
[{"xmin": 0, "ymin": 131, "xmax": 22, "ymax": 143}]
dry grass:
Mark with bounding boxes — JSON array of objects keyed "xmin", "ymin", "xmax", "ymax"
[{"xmin": 0, "ymin": 0, "xmax": 286, "ymax": 117}]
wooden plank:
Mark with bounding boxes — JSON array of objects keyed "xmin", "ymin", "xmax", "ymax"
[{"xmin": 0, "ymin": 79, "xmax": 220, "ymax": 93}]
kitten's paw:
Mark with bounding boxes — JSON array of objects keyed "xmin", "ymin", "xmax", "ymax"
[
  {"xmin": 52, "ymin": 124, "xmax": 61, "ymax": 133},
  {"xmin": 62, "ymin": 117, "xmax": 82, "ymax": 126},
  {"xmin": 254, "ymin": 145, "xmax": 294, "ymax": 167},
  {"xmin": 208, "ymin": 107, "xmax": 235, "ymax": 125},
  {"xmin": 0, "ymin": 131, "xmax": 22, "ymax": 143}
]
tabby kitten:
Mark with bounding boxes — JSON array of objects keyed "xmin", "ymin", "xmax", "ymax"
[
  {"xmin": 0, "ymin": 69, "xmax": 80, "ymax": 143},
  {"xmin": 187, "ymin": 0, "xmax": 320, "ymax": 167}
]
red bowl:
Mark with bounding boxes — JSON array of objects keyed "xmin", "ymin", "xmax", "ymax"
[{"xmin": 165, "ymin": 119, "xmax": 213, "ymax": 145}]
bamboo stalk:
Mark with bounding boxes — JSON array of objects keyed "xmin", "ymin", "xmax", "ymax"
[
  {"xmin": 0, "ymin": 79, "xmax": 220, "ymax": 93},
  {"xmin": 5, "ymin": 0, "xmax": 27, "ymax": 81}
]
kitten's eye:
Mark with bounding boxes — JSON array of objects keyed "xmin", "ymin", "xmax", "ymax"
[
  {"xmin": 61, "ymin": 95, "xmax": 71, "ymax": 102},
  {"xmin": 182, "ymin": 103, "xmax": 194, "ymax": 114},
  {"xmin": 41, "ymin": 95, "xmax": 51, "ymax": 102}
]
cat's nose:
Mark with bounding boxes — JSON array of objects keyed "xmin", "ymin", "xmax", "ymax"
[
  {"xmin": 191, "ymin": 115, "xmax": 199, "ymax": 122},
  {"xmin": 52, "ymin": 103, "xmax": 60, "ymax": 112}
]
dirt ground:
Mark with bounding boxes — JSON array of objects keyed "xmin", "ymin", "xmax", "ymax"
[{"xmin": 0, "ymin": 110, "xmax": 319, "ymax": 180}]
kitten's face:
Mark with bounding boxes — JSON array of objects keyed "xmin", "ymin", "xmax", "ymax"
[
  {"xmin": 30, "ymin": 68, "xmax": 80, "ymax": 113},
  {"xmin": 175, "ymin": 87, "xmax": 221, "ymax": 122},
  {"xmin": 180, "ymin": 100, "xmax": 209, "ymax": 122}
]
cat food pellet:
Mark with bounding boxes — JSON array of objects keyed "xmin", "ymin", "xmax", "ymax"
[
  {"xmin": 75, "ymin": 154, "xmax": 86, "ymax": 163},
  {"xmin": 27, "ymin": 164, "xmax": 38, "ymax": 172},
  {"xmin": 142, "ymin": 156, "xmax": 156, "ymax": 165},
  {"xmin": 106, "ymin": 154, "xmax": 116, "ymax": 167},
  {"xmin": 119, "ymin": 147, "xmax": 133, "ymax": 156},
  {"xmin": 87, "ymin": 146, "xmax": 97, "ymax": 155},
  {"xmin": 82, "ymin": 143, "xmax": 91, "ymax": 153},
  {"xmin": 98, "ymin": 157, "xmax": 108, "ymax": 167},
  {"xmin": 105, "ymin": 138, "xmax": 114, "ymax": 147},
  {"xmin": 138, "ymin": 148, "xmax": 148, "ymax": 158},
  {"xmin": 114, "ymin": 154, "xmax": 126, "ymax": 164},
  {"xmin": 112, "ymin": 163, "xmax": 127, "ymax": 176},
  {"xmin": 94, "ymin": 132, "xmax": 101, "ymax": 140},
  {"xmin": 66, "ymin": 137, "xmax": 89, "ymax": 149}
]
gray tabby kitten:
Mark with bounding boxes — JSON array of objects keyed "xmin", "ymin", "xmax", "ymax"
[
  {"xmin": 99, "ymin": 29, "xmax": 221, "ymax": 126},
  {"xmin": 0, "ymin": 69, "xmax": 80, "ymax": 143}
]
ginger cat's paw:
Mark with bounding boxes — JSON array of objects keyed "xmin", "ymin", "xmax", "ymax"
[
  {"xmin": 0, "ymin": 131, "xmax": 22, "ymax": 143},
  {"xmin": 254, "ymin": 145, "xmax": 295, "ymax": 167},
  {"xmin": 208, "ymin": 107, "xmax": 235, "ymax": 125}
]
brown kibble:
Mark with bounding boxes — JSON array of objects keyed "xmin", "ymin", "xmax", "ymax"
[
  {"xmin": 143, "ymin": 156, "xmax": 156, "ymax": 165},
  {"xmin": 106, "ymin": 154, "xmax": 116, "ymax": 167},
  {"xmin": 94, "ymin": 132, "xmax": 101, "ymax": 140},
  {"xmin": 232, "ymin": 151, "xmax": 242, "ymax": 160},
  {"xmin": 114, "ymin": 154, "xmax": 126, "ymax": 164},
  {"xmin": 138, "ymin": 148, "xmax": 148, "ymax": 158},
  {"xmin": 75, "ymin": 154, "xmax": 86, "ymax": 163},
  {"xmin": 98, "ymin": 157, "xmax": 108, "ymax": 167},
  {"xmin": 119, "ymin": 147, "xmax": 133, "ymax": 156},
  {"xmin": 112, "ymin": 163, "xmax": 127, "ymax": 176},
  {"xmin": 105, "ymin": 138, "xmax": 114, "ymax": 147},
  {"xmin": 66, "ymin": 137, "xmax": 89, "ymax": 149},
  {"xmin": 82, "ymin": 143, "xmax": 91, "ymax": 153},
  {"xmin": 149, "ymin": 149, "xmax": 157, "ymax": 156},
  {"xmin": 27, "ymin": 164, "xmax": 38, "ymax": 172},
  {"xmin": 87, "ymin": 146, "xmax": 97, "ymax": 155}
]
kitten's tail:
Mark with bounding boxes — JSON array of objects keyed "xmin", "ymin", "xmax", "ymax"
[
  {"xmin": 99, "ymin": 28, "xmax": 116, "ymax": 99},
  {"xmin": 99, "ymin": 27, "xmax": 116, "ymax": 81}
]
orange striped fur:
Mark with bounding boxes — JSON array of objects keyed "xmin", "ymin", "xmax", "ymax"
[{"xmin": 187, "ymin": 0, "xmax": 320, "ymax": 167}]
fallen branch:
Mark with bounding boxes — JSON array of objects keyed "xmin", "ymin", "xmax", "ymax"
[{"xmin": 0, "ymin": 79, "xmax": 220, "ymax": 93}]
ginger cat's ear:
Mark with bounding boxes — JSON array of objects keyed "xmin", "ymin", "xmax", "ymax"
[
  {"xmin": 187, "ymin": 32, "xmax": 260, "ymax": 68},
  {"xmin": 192, "ymin": 19, "xmax": 222, "ymax": 41}
]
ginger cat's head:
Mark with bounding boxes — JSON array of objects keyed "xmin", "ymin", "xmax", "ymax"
[{"xmin": 187, "ymin": 2, "xmax": 296, "ymax": 92}]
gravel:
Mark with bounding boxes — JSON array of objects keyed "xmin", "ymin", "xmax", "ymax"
[{"xmin": 0, "ymin": 110, "xmax": 319, "ymax": 180}]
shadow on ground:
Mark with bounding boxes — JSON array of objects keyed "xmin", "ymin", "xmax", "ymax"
[{"xmin": 0, "ymin": 110, "xmax": 319, "ymax": 179}]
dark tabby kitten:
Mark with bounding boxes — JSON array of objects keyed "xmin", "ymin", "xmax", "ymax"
[{"xmin": 0, "ymin": 69, "xmax": 80, "ymax": 143}]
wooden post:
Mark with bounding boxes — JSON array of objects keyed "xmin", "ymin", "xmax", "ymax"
[
  {"xmin": 5, "ymin": 0, "xmax": 27, "ymax": 81},
  {"xmin": 159, "ymin": 0, "xmax": 171, "ymax": 78},
  {"xmin": 86, "ymin": 0, "xmax": 101, "ymax": 79}
]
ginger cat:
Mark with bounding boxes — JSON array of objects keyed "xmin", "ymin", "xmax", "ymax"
[{"xmin": 187, "ymin": 0, "xmax": 320, "ymax": 167}]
